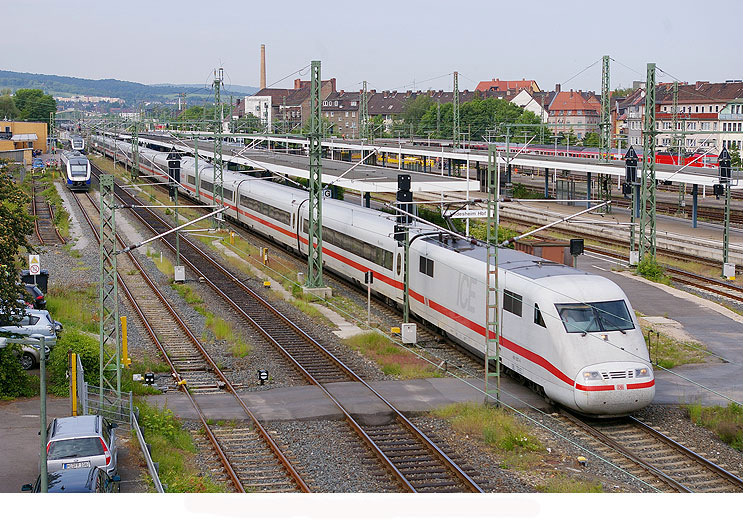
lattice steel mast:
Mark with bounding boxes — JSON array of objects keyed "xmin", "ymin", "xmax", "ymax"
[
  {"xmin": 306, "ymin": 61, "xmax": 324, "ymax": 289},
  {"xmin": 599, "ymin": 55, "xmax": 611, "ymax": 162},
  {"xmin": 213, "ymin": 68, "xmax": 225, "ymax": 219},
  {"xmin": 453, "ymin": 72, "xmax": 460, "ymax": 148},
  {"xmin": 639, "ymin": 63, "xmax": 657, "ymax": 262},
  {"xmin": 98, "ymin": 174, "xmax": 121, "ymax": 403},
  {"xmin": 360, "ymin": 80, "xmax": 371, "ymax": 143}
]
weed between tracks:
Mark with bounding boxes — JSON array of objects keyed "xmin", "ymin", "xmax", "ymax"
[
  {"xmin": 134, "ymin": 400, "xmax": 224, "ymax": 492},
  {"xmin": 685, "ymin": 403, "xmax": 743, "ymax": 451},
  {"xmin": 431, "ymin": 403, "xmax": 604, "ymax": 492},
  {"xmin": 345, "ymin": 331, "xmax": 441, "ymax": 379},
  {"xmin": 185, "ymin": 287, "xmax": 251, "ymax": 358}
]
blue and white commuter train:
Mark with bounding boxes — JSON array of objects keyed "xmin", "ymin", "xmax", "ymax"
[
  {"xmin": 61, "ymin": 151, "xmax": 91, "ymax": 190},
  {"xmin": 70, "ymin": 135, "xmax": 85, "ymax": 153},
  {"xmin": 92, "ymin": 135, "xmax": 656, "ymax": 416}
]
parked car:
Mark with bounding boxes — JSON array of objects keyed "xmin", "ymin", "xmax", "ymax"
[
  {"xmin": 22, "ymin": 467, "xmax": 120, "ymax": 493},
  {"xmin": 20, "ymin": 284, "xmax": 46, "ymax": 310},
  {"xmin": 0, "ymin": 308, "xmax": 58, "ymax": 348},
  {"xmin": 32, "ymin": 158, "xmax": 44, "ymax": 170},
  {"xmin": 15, "ymin": 343, "xmax": 50, "ymax": 370},
  {"xmin": 45, "ymin": 415, "xmax": 118, "ymax": 476}
]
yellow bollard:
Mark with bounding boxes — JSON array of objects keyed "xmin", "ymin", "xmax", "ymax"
[
  {"xmin": 262, "ymin": 247, "xmax": 269, "ymax": 265},
  {"xmin": 230, "ymin": 231, "xmax": 235, "ymax": 245},
  {"xmin": 121, "ymin": 316, "xmax": 131, "ymax": 368},
  {"xmin": 70, "ymin": 353, "xmax": 77, "ymax": 416}
]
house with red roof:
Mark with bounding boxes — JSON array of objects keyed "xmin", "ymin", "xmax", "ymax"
[{"xmin": 475, "ymin": 78, "xmax": 540, "ymax": 94}]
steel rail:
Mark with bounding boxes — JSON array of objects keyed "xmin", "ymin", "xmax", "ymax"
[
  {"xmin": 71, "ymin": 188, "xmax": 245, "ymax": 493},
  {"xmin": 628, "ymin": 416, "xmax": 743, "ymax": 490},
  {"xmin": 97, "ymin": 164, "xmax": 483, "ymax": 493},
  {"xmin": 75, "ymin": 185, "xmax": 310, "ymax": 493},
  {"xmin": 559, "ymin": 410, "xmax": 692, "ymax": 492}
]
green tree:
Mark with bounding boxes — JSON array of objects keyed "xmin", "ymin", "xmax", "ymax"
[
  {"xmin": 582, "ymin": 132, "xmax": 601, "ymax": 147},
  {"xmin": 0, "ymin": 161, "xmax": 35, "ymax": 326},
  {"xmin": 0, "ymin": 89, "xmax": 20, "ymax": 120},
  {"xmin": 401, "ymin": 95, "xmax": 435, "ymax": 127},
  {"xmin": 728, "ymin": 143, "xmax": 742, "ymax": 169},
  {"xmin": 559, "ymin": 130, "xmax": 580, "ymax": 146},
  {"xmin": 13, "ymin": 88, "xmax": 57, "ymax": 122}
]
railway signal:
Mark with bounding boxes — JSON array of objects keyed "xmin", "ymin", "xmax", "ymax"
[
  {"xmin": 625, "ymin": 146, "xmax": 640, "ymax": 265},
  {"xmin": 719, "ymin": 147, "xmax": 735, "ymax": 279}
]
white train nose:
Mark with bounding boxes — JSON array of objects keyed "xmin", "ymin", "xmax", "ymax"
[{"xmin": 573, "ymin": 363, "xmax": 655, "ymax": 416}]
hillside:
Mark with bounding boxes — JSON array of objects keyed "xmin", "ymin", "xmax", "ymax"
[{"xmin": 0, "ymin": 70, "xmax": 257, "ymax": 103}]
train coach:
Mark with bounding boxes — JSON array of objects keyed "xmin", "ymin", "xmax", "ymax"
[
  {"xmin": 61, "ymin": 151, "xmax": 91, "ymax": 191},
  {"xmin": 92, "ymin": 135, "xmax": 655, "ymax": 416}
]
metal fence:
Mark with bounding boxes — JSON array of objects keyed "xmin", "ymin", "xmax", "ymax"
[
  {"xmin": 131, "ymin": 408, "xmax": 165, "ymax": 493},
  {"xmin": 72, "ymin": 354, "xmax": 165, "ymax": 492},
  {"xmin": 84, "ymin": 385, "xmax": 133, "ymax": 425}
]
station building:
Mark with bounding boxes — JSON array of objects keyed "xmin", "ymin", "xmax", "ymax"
[{"xmin": 0, "ymin": 121, "xmax": 48, "ymax": 165}]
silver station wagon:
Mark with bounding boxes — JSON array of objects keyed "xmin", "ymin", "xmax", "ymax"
[{"xmin": 45, "ymin": 415, "xmax": 118, "ymax": 475}]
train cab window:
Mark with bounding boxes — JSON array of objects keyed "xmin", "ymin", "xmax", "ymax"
[
  {"xmin": 534, "ymin": 304, "xmax": 546, "ymax": 327},
  {"xmin": 555, "ymin": 300, "xmax": 634, "ymax": 334},
  {"xmin": 503, "ymin": 290, "xmax": 522, "ymax": 317},
  {"xmin": 419, "ymin": 256, "xmax": 434, "ymax": 277}
]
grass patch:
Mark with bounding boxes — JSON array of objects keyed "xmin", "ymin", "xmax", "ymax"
[
  {"xmin": 194, "ymin": 305, "xmax": 251, "ymax": 358},
  {"xmin": 636, "ymin": 258, "xmax": 671, "ymax": 285},
  {"xmin": 134, "ymin": 400, "xmax": 224, "ymax": 492},
  {"xmin": 345, "ymin": 331, "xmax": 441, "ymax": 379},
  {"xmin": 171, "ymin": 283, "xmax": 203, "ymax": 305},
  {"xmin": 433, "ymin": 402, "xmax": 543, "ymax": 454},
  {"xmin": 536, "ymin": 474, "xmax": 603, "ymax": 493},
  {"xmin": 45, "ymin": 283, "xmax": 98, "ymax": 333},
  {"xmin": 146, "ymin": 248, "xmax": 174, "ymax": 278},
  {"xmin": 643, "ymin": 326, "xmax": 707, "ymax": 368},
  {"xmin": 685, "ymin": 403, "xmax": 743, "ymax": 450},
  {"xmin": 289, "ymin": 298, "xmax": 334, "ymax": 327},
  {"xmin": 39, "ymin": 173, "xmax": 70, "ymax": 239}
]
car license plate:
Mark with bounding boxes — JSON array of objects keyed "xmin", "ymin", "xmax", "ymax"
[{"xmin": 63, "ymin": 461, "xmax": 90, "ymax": 469}]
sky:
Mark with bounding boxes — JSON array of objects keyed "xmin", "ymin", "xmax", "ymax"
[{"xmin": 5, "ymin": 0, "xmax": 743, "ymax": 95}]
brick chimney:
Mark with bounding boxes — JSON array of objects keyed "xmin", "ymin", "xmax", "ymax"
[
  {"xmin": 555, "ymin": 83, "xmax": 561, "ymax": 93},
  {"xmin": 260, "ymin": 44, "xmax": 266, "ymax": 90}
]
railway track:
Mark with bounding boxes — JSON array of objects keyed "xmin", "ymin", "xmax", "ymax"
[
  {"xmin": 94, "ymin": 165, "xmax": 487, "ymax": 493},
  {"xmin": 71, "ymin": 186, "xmax": 309, "ymax": 493},
  {"xmin": 31, "ymin": 176, "xmax": 65, "ymax": 246},
  {"xmin": 510, "ymin": 173, "xmax": 743, "ymax": 226},
  {"xmin": 560, "ymin": 410, "xmax": 743, "ymax": 493}
]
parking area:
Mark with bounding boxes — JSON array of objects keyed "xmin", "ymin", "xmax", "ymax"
[{"xmin": 0, "ymin": 395, "xmax": 148, "ymax": 493}]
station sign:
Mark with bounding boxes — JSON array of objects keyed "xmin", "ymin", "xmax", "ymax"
[
  {"xmin": 445, "ymin": 209, "xmax": 488, "ymax": 219},
  {"xmin": 29, "ymin": 254, "xmax": 41, "ymax": 276}
]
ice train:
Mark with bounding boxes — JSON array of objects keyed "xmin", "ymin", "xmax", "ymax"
[{"xmin": 92, "ymin": 135, "xmax": 655, "ymax": 416}]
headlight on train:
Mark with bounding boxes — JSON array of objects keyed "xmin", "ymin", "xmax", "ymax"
[
  {"xmin": 635, "ymin": 367, "xmax": 651, "ymax": 378},
  {"xmin": 583, "ymin": 371, "xmax": 602, "ymax": 381}
]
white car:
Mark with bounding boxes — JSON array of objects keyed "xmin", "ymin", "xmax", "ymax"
[{"xmin": 0, "ymin": 308, "xmax": 60, "ymax": 348}]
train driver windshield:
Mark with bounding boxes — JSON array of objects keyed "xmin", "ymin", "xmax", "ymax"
[{"xmin": 555, "ymin": 300, "xmax": 635, "ymax": 334}]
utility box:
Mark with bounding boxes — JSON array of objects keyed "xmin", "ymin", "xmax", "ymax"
[
  {"xmin": 629, "ymin": 251, "xmax": 640, "ymax": 266},
  {"xmin": 174, "ymin": 266, "xmax": 186, "ymax": 283},
  {"xmin": 401, "ymin": 323, "xmax": 417, "ymax": 344},
  {"xmin": 514, "ymin": 239, "xmax": 571, "ymax": 266},
  {"xmin": 723, "ymin": 263, "xmax": 736, "ymax": 280},
  {"xmin": 21, "ymin": 269, "xmax": 49, "ymax": 294}
]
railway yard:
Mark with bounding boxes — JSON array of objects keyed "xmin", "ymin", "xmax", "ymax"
[{"xmin": 3, "ymin": 136, "xmax": 742, "ymax": 503}]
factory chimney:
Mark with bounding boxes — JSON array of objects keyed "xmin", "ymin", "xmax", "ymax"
[{"xmin": 260, "ymin": 44, "xmax": 266, "ymax": 90}]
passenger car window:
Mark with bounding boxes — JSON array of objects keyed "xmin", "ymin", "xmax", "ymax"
[{"xmin": 534, "ymin": 304, "xmax": 546, "ymax": 327}]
